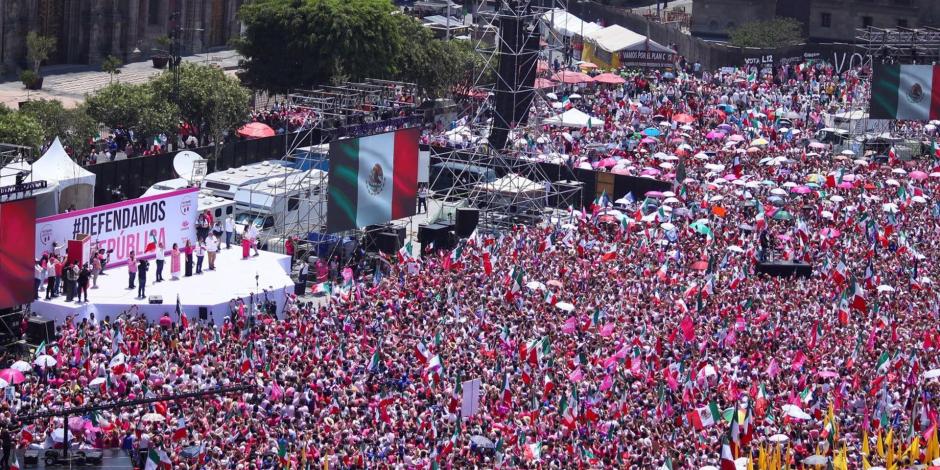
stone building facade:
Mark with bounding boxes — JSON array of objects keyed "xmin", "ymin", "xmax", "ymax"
[
  {"xmin": 0, "ymin": 0, "xmax": 243, "ymax": 72},
  {"xmin": 691, "ymin": 0, "xmax": 940, "ymax": 42}
]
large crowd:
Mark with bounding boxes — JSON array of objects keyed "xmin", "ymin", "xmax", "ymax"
[{"xmin": 4, "ymin": 59, "xmax": 940, "ymax": 469}]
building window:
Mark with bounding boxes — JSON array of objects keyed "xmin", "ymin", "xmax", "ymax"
[
  {"xmin": 897, "ymin": 18, "xmax": 909, "ymax": 27},
  {"xmin": 820, "ymin": 12, "xmax": 831, "ymax": 28},
  {"xmin": 148, "ymin": 0, "xmax": 161, "ymax": 26},
  {"xmin": 862, "ymin": 16, "xmax": 873, "ymax": 28}
]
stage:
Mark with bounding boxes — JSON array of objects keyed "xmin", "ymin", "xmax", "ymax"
[{"xmin": 30, "ymin": 248, "xmax": 295, "ymax": 325}]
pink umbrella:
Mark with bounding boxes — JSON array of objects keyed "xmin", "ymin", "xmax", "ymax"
[
  {"xmin": 593, "ymin": 72, "xmax": 626, "ymax": 85},
  {"xmin": 596, "ymin": 158, "xmax": 618, "ymax": 168},
  {"xmin": 0, "ymin": 369, "xmax": 25, "ymax": 385},
  {"xmin": 727, "ymin": 134, "xmax": 745, "ymax": 142},
  {"xmin": 68, "ymin": 416, "xmax": 86, "ymax": 431},
  {"xmin": 640, "ymin": 137, "xmax": 658, "ymax": 144},
  {"xmin": 910, "ymin": 170, "xmax": 928, "ymax": 180},
  {"xmin": 534, "ymin": 78, "xmax": 556, "ymax": 89},
  {"xmin": 611, "ymin": 167, "xmax": 631, "ymax": 175},
  {"xmin": 640, "ymin": 168, "xmax": 662, "ymax": 176},
  {"xmin": 551, "ymin": 70, "xmax": 594, "ymax": 84},
  {"xmin": 237, "ymin": 122, "xmax": 275, "ymax": 139},
  {"xmin": 837, "ymin": 181, "xmax": 854, "ymax": 189},
  {"xmin": 645, "ymin": 190, "xmax": 665, "ymax": 198},
  {"xmin": 817, "ymin": 370, "xmax": 839, "ymax": 378},
  {"xmin": 706, "ymin": 131, "xmax": 725, "ymax": 140},
  {"xmin": 820, "ymin": 228, "xmax": 841, "ymax": 238},
  {"xmin": 791, "ymin": 185, "xmax": 812, "ymax": 194},
  {"xmin": 723, "ymin": 173, "xmax": 738, "ymax": 181}
]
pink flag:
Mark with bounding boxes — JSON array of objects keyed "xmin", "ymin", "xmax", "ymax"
[
  {"xmin": 600, "ymin": 374, "xmax": 613, "ymax": 391},
  {"xmin": 562, "ymin": 317, "xmax": 577, "ymax": 334},
  {"xmin": 600, "ymin": 323, "xmax": 615, "ymax": 337},
  {"xmin": 767, "ymin": 358, "xmax": 780, "ymax": 378},
  {"xmin": 680, "ymin": 314, "xmax": 695, "ymax": 342},
  {"xmin": 791, "ymin": 351, "xmax": 806, "ymax": 370},
  {"xmin": 568, "ymin": 368, "xmax": 584, "ymax": 383}
]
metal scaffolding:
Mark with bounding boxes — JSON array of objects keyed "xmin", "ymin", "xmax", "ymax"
[
  {"xmin": 429, "ymin": 0, "xmax": 581, "ymax": 229},
  {"xmin": 856, "ymin": 26, "xmax": 940, "ymax": 64},
  {"xmin": 263, "ymin": 79, "xmax": 419, "ymax": 260}
]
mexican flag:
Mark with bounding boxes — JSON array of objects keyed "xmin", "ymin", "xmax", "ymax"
[
  {"xmin": 144, "ymin": 449, "xmax": 170, "ymax": 470},
  {"xmin": 314, "ymin": 281, "xmax": 332, "ymax": 295},
  {"xmin": 524, "ymin": 442, "xmax": 542, "ymax": 462},
  {"xmin": 870, "ymin": 64, "xmax": 940, "ymax": 120},
  {"xmin": 326, "ymin": 128, "xmax": 419, "ymax": 233},
  {"xmin": 688, "ymin": 401, "xmax": 721, "ymax": 429}
]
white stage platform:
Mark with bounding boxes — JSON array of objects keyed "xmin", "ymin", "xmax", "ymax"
[{"xmin": 30, "ymin": 248, "xmax": 295, "ymax": 325}]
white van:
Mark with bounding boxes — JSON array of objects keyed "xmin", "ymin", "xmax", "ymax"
[
  {"xmin": 233, "ymin": 170, "xmax": 328, "ymax": 246},
  {"xmin": 200, "ymin": 160, "xmax": 298, "ymax": 199}
]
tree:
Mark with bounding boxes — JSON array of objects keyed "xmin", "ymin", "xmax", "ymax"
[
  {"xmin": 0, "ymin": 111, "xmax": 45, "ymax": 150},
  {"xmin": 101, "ymin": 55, "xmax": 123, "ymax": 84},
  {"xmin": 84, "ymin": 83, "xmax": 178, "ymax": 141},
  {"xmin": 150, "ymin": 63, "xmax": 251, "ymax": 155},
  {"xmin": 236, "ymin": 0, "xmax": 402, "ymax": 92},
  {"xmin": 19, "ymin": 99, "xmax": 99, "ymax": 153},
  {"xmin": 26, "ymin": 31, "xmax": 56, "ymax": 74},
  {"xmin": 729, "ymin": 18, "xmax": 805, "ymax": 49}
]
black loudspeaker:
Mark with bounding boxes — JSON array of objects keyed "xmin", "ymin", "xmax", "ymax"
[
  {"xmin": 199, "ymin": 306, "xmax": 208, "ymax": 321},
  {"xmin": 755, "ymin": 262, "xmax": 813, "ymax": 278},
  {"xmin": 27, "ymin": 317, "xmax": 55, "ymax": 344},
  {"xmin": 455, "ymin": 208, "xmax": 480, "ymax": 238},
  {"xmin": 488, "ymin": 0, "xmax": 538, "ymax": 149},
  {"xmin": 148, "ymin": 295, "xmax": 163, "ymax": 304},
  {"xmin": 376, "ymin": 232, "xmax": 401, "ymax": 254},
  {"xmin": 419, "ymin": 223, "xmax": 450, "ymax": 246}
]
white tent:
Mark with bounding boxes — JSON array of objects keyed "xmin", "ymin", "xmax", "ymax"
[
  {"xmin": 476, "ymin": 174, "xmax": 544, "ymax": 195},
  {"xmin": 31, "ymin": 138, "xmax": 96, "ymax": 214},
  {"xmin": 540, "ymin": 9, "xmax": 603, "ymax": 38},
  {"xmin": 586, "ymin": 24, "xmax": 674, "ymax": 55},
  {"xmin": 543, "ymin": 108, "xmax": 598, "ymax": 128},
  {"xmin": 0, "ymin": 159, "xmax": 59, "ymax": 216}
]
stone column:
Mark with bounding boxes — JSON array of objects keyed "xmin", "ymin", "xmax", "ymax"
[
  {"xmin": 86, "ymin": 0, "xmax": 104, "ymax": 63},
  {"xmin": 125, "ymin": 0, "xmax": 140, "ymax": 62}
]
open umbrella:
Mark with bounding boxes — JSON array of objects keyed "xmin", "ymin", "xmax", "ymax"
[
  {"xmin": 470, "ymin": 435, "xmax": 496, "ymax": 449},
  {"xmin": 526, "ymin": 281, "xmax": 546, "ymax": 291},
  {"xmin": 592, "ymin": 72, "xmax": 626, "ymax": 85},
  {"xmin": 34, "ymin": 355, "xmax": 56, "ymax": 368},
  {"xmin": 673, "ymin": 113, "xmax": 695, "ymax": 124},
  {"xmin": 803, "ymin": 455, "xmax": 828, "ymax": 466},
  {"xmin": 236, "ymin": 122, "xmax": 275, "ymax": 139},
  {"xmin": 772, "ymin": 210, "xmax": 792, "ymax": 221},
  {"xmin": 555, "ymin": 302, "xmax": 575, "ymax": 312},
  {"xmin": 141, "ymin": 413, "xmax": 165, "ymax": 423},
  {"xmin": 0, "ymin": 369, "xmax": 25, "ymax": 385},
  {"xmin": 911, "ymin": 170, "xmax": 929, "ymax": 180},
  {"xmin": 924, "ymin": 369, "xmax": 940, "ymax": 379},
  {"xmin": 768, "ymin": 434, "xmax": 789, "ymax": 443},
  {"xmin": 642, "ymin": 127, "xmax": 662, "ymax": 137},
  {"xmin": 551, "ymin": 70, "xmax": 594, "ymax": 84},
  {"xmin": 690, "ymin": 260, "xmax": 708, "ymax": 271},
  {"xmin": 9, "ymin": 361, "xmax": 31, "ymax": 373}
]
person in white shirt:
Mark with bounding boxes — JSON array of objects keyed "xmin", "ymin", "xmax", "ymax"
[
  {"xmin": 154, "ymin": 242, "xmax": 166, "ymax": 282},
  {"xmin": 206, "ymin": 233, "xmax": 219, "ymax": 270},
  {"xmin": 224, "ymin": 215, "xmax": 235, "ymax": 249},
  {"xmin": 194, "ymin": 240, "xmax": 206, "ymax": 274},
  {"xmin": 246, "ymin": 224, "xmax": 260, "ymax": 256}
]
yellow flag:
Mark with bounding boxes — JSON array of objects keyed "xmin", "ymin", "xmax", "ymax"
[
  {"xmin": 758, "ymin": 444, "xmax": 767, "ymax": 470},
  {"xmin": 887, "ymin": 433, "xmax": 895, "ymax": 468},
  {"xmin": 928, "ymin": 429, "xmax": 940, "ymax": 462},
  {"xmin": 909, "ymin": 436, "xmax": 920, "ymax": 461},
  {"xmin": 862, "ymin": 430, "xmax": 869, "ymax": 456},
  {"xmin": 748, "ymin": 453, "xmax": 754, "ymax": 470},
  {"xmin": 862, "ymin": 453, "xmax": 871, "ymax": 470},
  {"xmin": 877, "ymin": 430, "xmax": 885, "ymax": 459}
]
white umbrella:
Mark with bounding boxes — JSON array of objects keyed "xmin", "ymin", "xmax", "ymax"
[
  {"xmin": 882, "ymin": 203, "xmax": 899, "ymax": 213},
  {"xmin": 660, "ymin": 222, "xmax": 676, "ymax": 231},
  {"xmin": 88, "ymin": 377, "xmax": 106, "ymax": 388},
  {"xmin": 526, "ymin": 281, "xmax": 546, "ymax": 291},
  {"xmin": 141, "ymin": 413, "xmax": 165, "ymax": 423},
  {"xmin": 924, "ymin": 368, "xmax": 940, "ymax": 379},
  {"xmin": 783, "ymin": 405, "xmax": 812, "ymax": 420},
  {"xmin": 840, "ymin": 149, "xmax": 855, "ymax": 156},
  {"xmin": 876, "ymin": 285, "xmax": 895, "ymax": 292},
  {"xmin": 555, "ymin": 302, "xmax": 575, "ymax": 312},
  {"xmin": 568, "ymin": 93, "xmax": 581, "ymax": 99},
  {"xmin": 34, "ymin": 355, "xmax": 56, "ymax": 368},
  {"xmin": 830, "ymin": 195, "xmax": 844, "ymax": 203},
  {"xmin": 663, "ymin": 197, "xmax": 680, "ymax": 204},
  {"xmin": 770, "ymin": 188, "xmax": 788, "ymax": 196},
  {"xmin": 545, "ymin": 92, "xmax": 558, "ymax": 101},
  {"xmin": 10, "ymin": 361, "xmax": 31, "ymax": 373},
  {"xmin": 913, "ymin": 195, "xmax": 928, "ymax": 203},
  {"xmin": 803, "ymin": 455, "xmax": 828, "ymax": 465},
  {"xmin": 885, "ymin": 179, "xmax": 900, "ymax": 186},
  {"xmin": 726, "ymin": 245, "xmax": 744, "ymax": 253},
  {"xmin": 109, "ymin": 353, "xmax": 126, "ymax": 368},
  {"xmin": 892, "ymin": 168, "xmax": 907, "ymax": 174},
  {"xmin": 768, "ymin": 433, "xmax": 789, "ymax": 443}
]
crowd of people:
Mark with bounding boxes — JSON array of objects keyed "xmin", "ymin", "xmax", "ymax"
[{"xmin": 5, "ymin": 58, "xmax": 940, "ymax": 469}]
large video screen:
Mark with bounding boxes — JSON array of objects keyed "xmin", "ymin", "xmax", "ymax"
[
  {"xmin": 327, "ymin": 128, "xmax": 419, "ymax": 233},
  {"xmin": 0, "ymin": 198, "xmax": 37, "ymax": 308}
]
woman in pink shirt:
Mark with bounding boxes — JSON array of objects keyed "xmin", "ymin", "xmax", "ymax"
[{"xmin": 170, "ymin": 243, "xmax": 181, "ymax": 280}]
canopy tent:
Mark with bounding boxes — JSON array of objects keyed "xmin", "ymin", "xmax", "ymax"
[
  {"xmin": 540, "ymin": 9, "xmax": 603, "ymax": 38},
  {"xmin": 584, "ymin": 24, "xmax": 675, "ymax": 68},
  {"xmin": 30, "ymin": 138, "xmax": 96, "ymax": 215},
  {"xmin": 476, "ymin": 174, "xmax": 544, "ymax": 195},
  {"xmin": 0, "ymin": 159, "xmax": 59, "ymax": 217},
  {"xmin": 543, "ymin": 108, "xmax": 599, "ymax": 128}
]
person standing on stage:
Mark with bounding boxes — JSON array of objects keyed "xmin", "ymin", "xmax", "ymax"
[
  {"xmin": 206, "ymin": 232, "xmax": 219, "ymax": 270},
  {"xmin": 127, "ymin": 251, "xmax": 137, "ymax": 290},
  {"xmin": 137, "ymin": 259, "xmax": 149, "ymax": 299},
  {"xmin": 247, "ymin": 223, "xmax": 260, "ymax": 257},
  {"xmin": 66, "ymin": 261, "xmax": 79, "ymax": 302},
  {"xmin": 196, "ymin": 210, "xmax": 211, "ymax": 241},
  {"xmin": 195, "ymin": 239, "xmax": 206, "ymax": 274},
  {"xmin": 91, "ymin": 251, "xmax": 102, "ymax": 288},
  {"xmin": 184, "ymin": 240, "xmax": 194, "ymax": 277},
  {"xmin": 155, "ymin": 242, "xmax": 165, "ymax": 282},
  {"xmin": 224, "ymin": 214, "xmax": 235, "ymax": 249},
  {"xmin": 45, "ymin": 256, "xmax": 56, "ymax": 300},
  {"xmin": 77, "ymin": 263, "xmax": 90, "ymax": 303},
  {"xmin": 170, "ymin": 243, "xmax": 181, "ymax": 280}
]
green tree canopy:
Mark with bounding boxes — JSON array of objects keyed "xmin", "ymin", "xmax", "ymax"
[
  {"xmin": 84, "ymin": 83, "xmax": 178, "ymax": 141},
  {"xmin": 19, "ymin": 99, "xmax": 99, "ymax": 152},
  {"xmin": 729, "ymin": 17, "xmax": 805, "ymax": 49},
  {"xmin": 0, "ymin": 111, "xmax": 45, "ymax": 151},
  {"xmin": 150, "ymin": 63, "xmax": 250, "ymax": 148},
  {"xmin": 236, "ymin": 0, "xmax": 402, "ymax": 92},
  {"xmin": 391, "ymin": 15, "xmax": 484, "ymax": 97}
]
